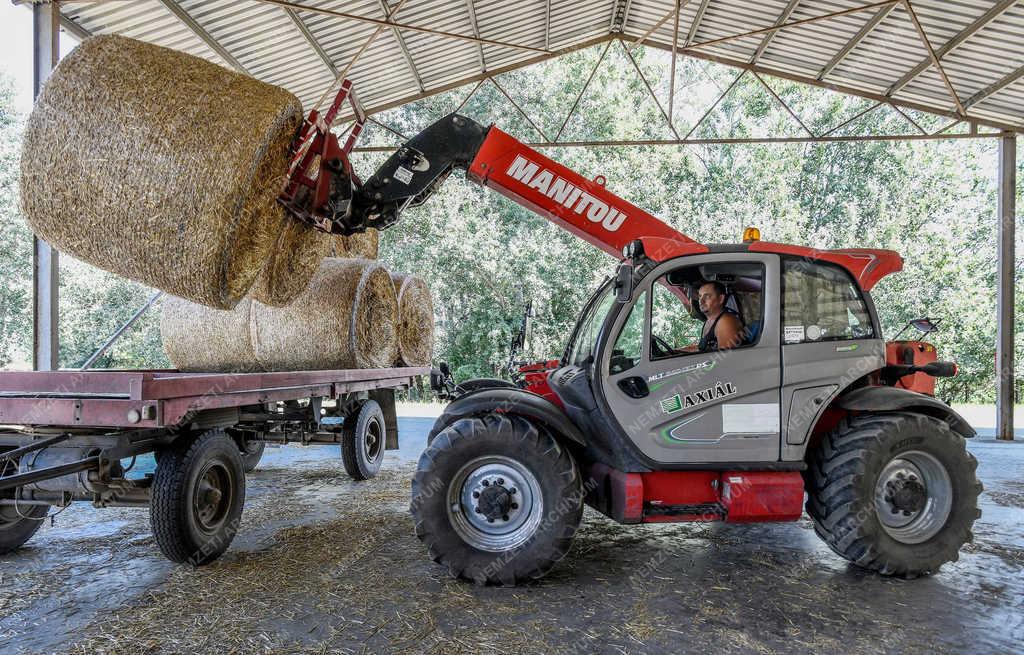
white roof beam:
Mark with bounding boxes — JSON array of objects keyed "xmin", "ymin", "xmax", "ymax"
[
  {"xmin": 817, "ymin": 3, "xmax": 896, "ymax": 80},
  {"xmin": 156, "ymin": 0, "xmax": 250, "ymax": 75},
  {"xmin": 750, "ymin": 0, "xmax": 802, "ymax": 65}
]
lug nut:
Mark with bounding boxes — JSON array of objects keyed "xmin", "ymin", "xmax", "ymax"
[
  {"xmin": 487, "ymin": 518, "xmax": 494, "ymax": 523},
  {"xmin": 497, "ymin": 478, "xmax": 505, "ymax": 485},
  {"xmin": 903, "ymin": 510, "xmax": 912, "ymax": 516},
  {"xmin": 510, "ymin": 488, "xmax": 517, "ymax": 495},
  {"xmin": 474, "ymin": 507, "xmax": 481, "ymax": 514},
  {"xmin": 511, "ymin": 503, "xmax": 519, "ymax": 510},
  {"xmin": 473, "ymin": 491, "xmax": 480, "ymax": 499},
  {"xmin": 502, "ymin": 515, "xmax": 509, "ymax": 521},
  {"xmin": 482, "ymin": 479, "xmax": 490, "ymax": 487}
]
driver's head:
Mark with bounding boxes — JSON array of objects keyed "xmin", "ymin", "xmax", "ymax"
[{"xmin": 698, "ymin": 281, "xmax": 727, "ymax": 315}]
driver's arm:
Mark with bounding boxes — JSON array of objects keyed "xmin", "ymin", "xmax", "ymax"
[{"xmin": 716, "ymin": 314, "xmax": 744, "ymax": 350}]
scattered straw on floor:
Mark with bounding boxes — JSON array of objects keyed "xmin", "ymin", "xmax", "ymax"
[
  {"xmin": 391, "ymin": 273, "xmax": 434, "ymax": 367},
  {"xmin": 20, "ymin": 35, "xmax": 302, "ymax": 309}
]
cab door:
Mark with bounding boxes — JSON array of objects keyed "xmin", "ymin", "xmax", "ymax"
[{"xmin": 600, "ymin": 253, "xmax": 782, "ymax": 465}]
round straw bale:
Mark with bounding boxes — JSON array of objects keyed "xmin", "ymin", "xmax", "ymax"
[
  {"xmin": 250, "ymin": 258, "xmax": 398, "ymax": 370},
  {"xmin": 161, "ymin": 296, "xmax": 262, "ymax": 372},
  {"xmin": 391, "ymin": 273, "xmax": 434, "ymax": 367},
  {"xmin": 249, "ymin": 219, "xmax": 333, "ymax": 307},
  {"xmin": 332, "ymin": 228, "xmax": 379, "ymax": 259},
  {"xmin": 20, "ymin": 35, "xmax": 303, "ymax": 309}
]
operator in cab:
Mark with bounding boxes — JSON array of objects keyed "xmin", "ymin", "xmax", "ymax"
[{"xmin": 684, "ymin": 281, "xmax": 743, "ymax": 352}]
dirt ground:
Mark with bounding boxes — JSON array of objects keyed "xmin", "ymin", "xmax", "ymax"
[{"xmin": 1, "ymin": 417, "xmax": 1022, "ymax": 655}]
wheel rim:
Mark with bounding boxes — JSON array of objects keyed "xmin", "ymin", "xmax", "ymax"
[
  {"xmin": 873, "ymin": 450, "xmax": 952, "ymax": 544},
  {"xmin": 364, "ymin": 418, "xmax": 383, "ymax": 463},
  {"xmin": 446, "ymin": 456, "xmax": 543, "ymax": 552},
  {"xmin": 192, "ymin": 459, "xmax": 234, "ymax": 535}
]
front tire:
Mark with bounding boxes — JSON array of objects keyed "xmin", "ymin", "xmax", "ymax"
[
  {"xmin": 411, "ymin": 413, "xmax": 582, "ymax": 585},
  {"xmin": 806, "ymin": 411, "xmax": 982, "ymax": 578},
  {"xmin": 150, "ymin": 431, "xmax": 246, "ymax": 565}
]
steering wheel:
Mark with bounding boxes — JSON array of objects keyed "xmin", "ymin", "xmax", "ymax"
[{"xmin": 650, "ymin": 334, "xmax": 677, "ymax": 358}]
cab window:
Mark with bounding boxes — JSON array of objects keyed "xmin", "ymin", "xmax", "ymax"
[
  {"xmin": 649, "ymin": 262, "xmax": 765, "ymax": 360},
  {"xmin": 609, "ymin": 290, "xmax": 647, "ymax": 374},
  {"xmin": 781, "ymin": 258, "xmax": 874, "ymax": 343}
]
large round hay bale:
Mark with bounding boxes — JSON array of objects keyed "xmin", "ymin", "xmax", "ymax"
[
  {"xmin": 20, "ymin": 35, "xmax": 303, "ymax": 309},
  {"xmin": 333, "ymin": 229, "xmax": 379, "ymax": 259},
  {"xmin": 391, "ymin": 273, "xmax": 434, "ymax": 367},
  {"xmin": 161, "ymin": 296, "xmax": 261, "ymax": 372},
  {"xmin": 249, "ymin": 220, "xmax": 332, "ymax": 307},
  {"xmin": 251, "ymin": 258, "xmax": 398, "ymax": 370}
]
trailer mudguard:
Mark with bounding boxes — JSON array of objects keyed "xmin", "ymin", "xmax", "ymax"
[
  {"xmin": 428, "ymin": 388, "xmax": 586, "ymax": 446},
  {"xmin": 838, "ymin": 386, "xmax": 975, "ymax": 438}
]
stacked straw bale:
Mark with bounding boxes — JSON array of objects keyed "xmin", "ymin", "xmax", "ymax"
[
  {"xmin": 391, "ymin": 274, "xmax": 434, "ymax": 367},
  {"xmin": 249, "ymin": 221, "xmax": 333, "ymax": 306},
  {"xmin": 160, "ymin": 297, "xmax": 260, "ymax": 373},
  {"xmin": 20, "ymin": 35, "xmax": 303, "ymax": 309},
  {"xmin": 333, "ymin": 229, "xmax": 379, "ymax": 260},
  {"xmin": 162, "ymin": 258, "xmax": 398, "ymax": 372}
]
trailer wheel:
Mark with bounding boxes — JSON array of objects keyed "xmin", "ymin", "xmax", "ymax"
[
  {"xmin": 341, "ymin": 400, "xmax": 385, "ymax": 480},
  {"xmin": 0, "ymin": 503, "xmax": 48, "ymax": 554},
  {"xmin": 239, "ymin": 440, "xmax": 266, "ymax": 473},
  {"xmin": 411, "ymin": 413, "xmax": 583, "ymax": 585},
  {"xmin": 150, "ymin": 430, "xmax": 245, "ymax": 565},
  {"xmin": 806, "ymin": 411, "xmax": 982, "ymax": 578}
]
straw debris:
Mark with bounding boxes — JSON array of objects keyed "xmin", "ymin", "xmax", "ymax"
[
  {"xmin": 391, "ymin": 273, "xmax": 434, "ymax": 366},
  {"xmin": 19, "ymin": 35, "xmax": 302, "ymax": 309}
]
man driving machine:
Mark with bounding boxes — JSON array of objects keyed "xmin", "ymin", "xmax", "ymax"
[{"xmin": 687, "ymin": 281, "xmax": 743, "ymax": 352}]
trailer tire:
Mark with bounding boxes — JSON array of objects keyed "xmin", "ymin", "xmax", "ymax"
[
  {"xmin": 150, "ymin": 430, "xmax": 245, "ymax": 565},
  {"xmin": 239, "ymin": 440, "xmax": 266, "ymax": 473},
  {"xmin": 806, "ymin": 411, "xmax": 982, "ymax": 578},
  {"xmin": 411, "ymin": 413, "xmax": 582, "ymax": 585},
  {"xmin": 341, "ymin": 400, "xmax": 385, "ymax": 480},
  {"xmin": 0, "ymin": 503, "xmax": 48, "ymax": 554}
]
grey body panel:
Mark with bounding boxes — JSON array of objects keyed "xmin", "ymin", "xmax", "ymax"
[
  {"xmin": 779, "ymin": 339, "xmax": 885, "ymax": 460},
  {"xmin": 600, "ymin": 253, "xmax": 782, "ymax": 464}
]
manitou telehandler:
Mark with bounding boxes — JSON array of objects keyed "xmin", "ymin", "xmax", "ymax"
[{"xmin": 280, "ymin": 107, "xmax": 979, "ymax": 585}]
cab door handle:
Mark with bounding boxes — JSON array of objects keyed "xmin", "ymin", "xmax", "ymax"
[{"xmin": 618, "ymin": 376, "xmax": 649, "ymax": 398}]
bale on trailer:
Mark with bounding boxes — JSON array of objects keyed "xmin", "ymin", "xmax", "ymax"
[
  {"xmin": 160, "ymin": 296, "xmax": 261, "ymax": 372},
  {"xmin": 20, "ymin": 35, "xmax": 303, "ymax": 309},
  {"xmin": 333, "ymin": 229, "xmax": 379, "ymax": 260},
  {"xmin": 391, "ymin": 273, "xmax": 434, "ymax": 367},
  {"xmin": 249, "ymin": 220, "xmax": 332, "ymax": 307},
  {"xmin": 251, "ymin": 258, "xmax": 399, "ymax": 371}
]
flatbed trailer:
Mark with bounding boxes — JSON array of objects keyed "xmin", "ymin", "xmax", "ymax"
[{"xmin": 0, "ymin": 366, "xmax": 428, "ymax": 564}]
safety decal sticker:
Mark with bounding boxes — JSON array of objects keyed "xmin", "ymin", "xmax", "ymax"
[
  {"xmin": 783, "ymin": 325, "xmax": 805, "ymax": 343},
  {"xmin": 394, "ymin": 166, "xmax": 414, "ymax": 185},
  {"xmin": 659, "ymin": 381, "xmax": 737, "ymax": 414},
  {"xmin": 647, "ymin": 360, "xmax": 715, "ymax": 390}
]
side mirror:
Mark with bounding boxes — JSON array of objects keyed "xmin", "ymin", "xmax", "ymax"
[{"xmin": 614, "ymin": 263, "xmax": 633, "ymax": 303}]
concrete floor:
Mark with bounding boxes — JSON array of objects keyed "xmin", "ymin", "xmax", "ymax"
[{"xmin": 0, "ymin": 417, "xmax": 1021, "ymax": 654}]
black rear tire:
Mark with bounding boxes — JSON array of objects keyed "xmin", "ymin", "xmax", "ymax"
[
  {"xmin": 341, "ymin": 400, "xmax": 386, "ymax": 480},
  {"xmin": 150, "ymin": 431, "xmax": 246, "ymax": 565},
  {"xmin": 0, "ymin": 504, "xmax": 48, "ymax": 554},
  {"xmin": 806, "ymin": 411, "xmax": 982, "ymax": 578},
  {"xmin": 411, "ymin": 413, "xmax": 582, "ymax": 585},
  {"xmin": 239, "ymin": 440, "xmax": 266, "ymax": 473}
]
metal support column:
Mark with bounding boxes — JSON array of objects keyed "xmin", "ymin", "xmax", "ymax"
[
  {"xmin": 996, "ymin": 135, "xmax": 1016, "ymax": 441},
  {"xmin": 32, "ymin": 2, "xmax": 60, "ymax": 371}
]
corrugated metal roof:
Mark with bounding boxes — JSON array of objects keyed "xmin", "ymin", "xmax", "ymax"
[{"xmin": 57, "ymin": 0, "xmax": 1024, "ymax": 132}]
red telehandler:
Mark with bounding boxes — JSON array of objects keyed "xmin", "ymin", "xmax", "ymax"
[{"xmin": 283, "ymin": 97, "xmax": 981, "ymax": 585}]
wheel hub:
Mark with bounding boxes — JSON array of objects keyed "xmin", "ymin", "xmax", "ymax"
[
  {"xmin": 873, "ymin": 451, "xmax": 953, "ymax": 544},
  {"xmin": 447, "ymin": 456, "xmax": 542, "ymax": 552}
]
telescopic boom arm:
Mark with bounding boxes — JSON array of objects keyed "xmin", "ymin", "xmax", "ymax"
[{"xmin": 347, "ymin": 113, "xmax": 701, "ymax": 259}]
